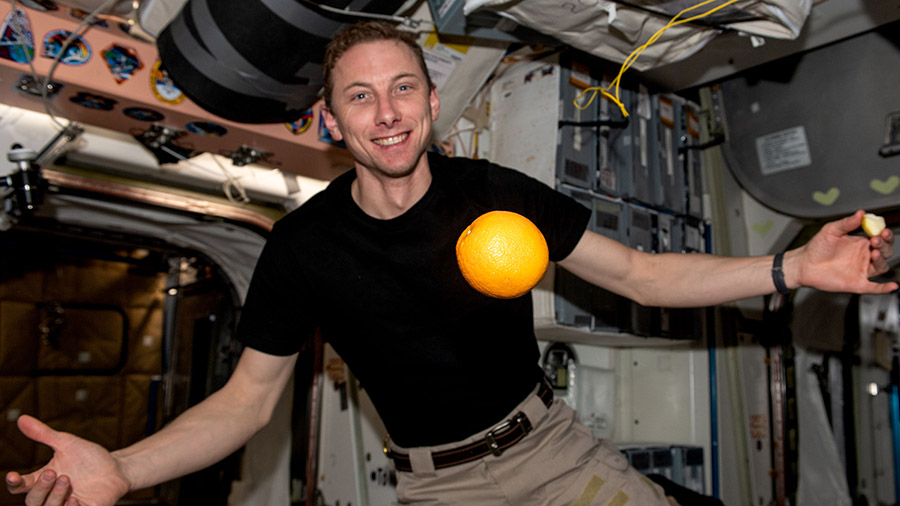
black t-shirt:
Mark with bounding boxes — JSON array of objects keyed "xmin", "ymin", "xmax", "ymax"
[{"xmin": 237, "ymin": 152, "xmax": 591, "ymax": 446}]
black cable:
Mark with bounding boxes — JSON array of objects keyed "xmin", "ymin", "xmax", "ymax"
[{"xmin": 558, "ymin": 118, "xmax": 630, "ymax": 128}]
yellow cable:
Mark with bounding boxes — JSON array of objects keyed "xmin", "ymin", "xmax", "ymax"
[{"xmin": 574, "ymin": 0, "xmax": 742, "ymax": 117}]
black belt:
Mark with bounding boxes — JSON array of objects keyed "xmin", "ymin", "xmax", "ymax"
[{"xmin": 386, "ymin": 379, "xmax": 554, "ymax": 473}]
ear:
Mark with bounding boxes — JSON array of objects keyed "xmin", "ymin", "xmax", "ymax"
[
  {"xmin": 429, "ymin": 84, "xmax": 440, "ymax": 122},
  {"xmin": 321, "ymin": 105, "xmax": 344, "ymax": 142}
]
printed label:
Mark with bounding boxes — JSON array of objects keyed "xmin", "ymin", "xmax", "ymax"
[{"xmin": 755, "ymin": 126, "xmax": 811, "ymax": 175}]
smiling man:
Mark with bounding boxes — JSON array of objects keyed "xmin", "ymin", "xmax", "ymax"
[
  {"xmin": 320, "ymin": 27, "xmax": 440, "ymax": 222},
  {"xmin": 6, "ymin": 20, "xmax": 895, "ymax": 506}
]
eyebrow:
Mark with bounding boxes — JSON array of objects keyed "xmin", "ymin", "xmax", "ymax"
[{"xmin": 341, "ymin": 72, "xmax": 423, "ymax": 93}]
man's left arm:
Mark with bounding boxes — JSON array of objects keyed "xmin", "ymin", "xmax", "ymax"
[{"xmin": 558, "ymin": 210, "xmax": 897, "ymax": 308}]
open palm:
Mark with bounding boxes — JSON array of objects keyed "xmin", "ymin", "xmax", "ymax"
[
  {"xmin": 6, "ymin": 415, "xmax": 130, "ymax": 506},
  {"xmin": 800, "ymin": 210, "xmax": 897, "ymax": 294}
]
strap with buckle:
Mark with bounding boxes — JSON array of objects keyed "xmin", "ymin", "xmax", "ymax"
[{"xmin": 386, "ymin": 378, "xmax": 554, "ymax": 472}]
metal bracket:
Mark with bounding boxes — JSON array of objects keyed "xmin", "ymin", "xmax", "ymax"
[
  {"xmin": 15, "ymin": 74, "xmax": 63, "ymax": 99},
  {"xmin": 227, "ymin": 145, "xmax": 272, "ymax": 167},
  {"xmin": 136, "ymin": 124, "xmax": 187, "ymax": 150}
]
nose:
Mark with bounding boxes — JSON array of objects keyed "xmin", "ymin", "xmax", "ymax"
[{"xmin": 375, "ymin": 95, "xmax": 400, "ymax": 127}]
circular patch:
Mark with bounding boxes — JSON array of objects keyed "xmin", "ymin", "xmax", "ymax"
[
  {"xmin": 42, "ymin": 29, "xmax": 91, "ymax": 65},
  {"xmin": 123, "ymin": 107, "xmax": 164, "ymax": 122},
  {"xmin": 186, "ymin": 121, "xmax": 227, "ymax": 137},
  {"xmin": 150, "ymin": 59, "xmax": 185, "ymax": 105}
]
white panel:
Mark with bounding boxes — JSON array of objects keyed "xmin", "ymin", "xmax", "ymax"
[
  {"xmin": 617, "ymin": 346, "xmax": 710, "ymax": 447},
  {"xmin": 735, "ymin": 340, "xmax": 775, "ymax": 506},
  {"xmin": 487, "ymin": 54, "xmax": 560, "ymax": 186},
  {"xmin": 356, "ymin": 385, "xmax": 400, "ymax": 506},
  {"xmin": 316, "ymin": 345, "xmax": 366, "ymax": 506}
]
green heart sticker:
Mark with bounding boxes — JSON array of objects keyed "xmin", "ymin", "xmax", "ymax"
[
  {"xmin": 870, "ymin": 176, "xmax": 900, "ymax": 195},
  {"xmin": 812, "ymin": 187, "xmax": 840, "ymax": 206},
  {"xmin": 752, "ymin": 220, "xmax": 774, "ymax": 236}
]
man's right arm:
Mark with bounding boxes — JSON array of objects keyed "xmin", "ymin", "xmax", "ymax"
[{"xmin": 6, "ymin": 347, "xmax": 298, "ymax": 506}]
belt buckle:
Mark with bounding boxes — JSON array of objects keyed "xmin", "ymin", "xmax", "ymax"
[{"xmin": 485, "ymin": 412, "xmax": 526, "ymax": 457}]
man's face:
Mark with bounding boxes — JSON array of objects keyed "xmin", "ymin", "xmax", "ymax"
[{"xmin": 322, "ymin": 40, "xmax": 440, "ymax": 179}]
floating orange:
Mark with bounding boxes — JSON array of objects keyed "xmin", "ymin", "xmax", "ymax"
[{"xmin": 456, "ymin": 211, "xmax": 549, "ymax": 299}]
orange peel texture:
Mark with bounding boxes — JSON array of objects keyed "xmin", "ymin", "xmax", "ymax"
[{"xmin": 456, "ymin": 210, "xmax": 550, "ymax": 299}]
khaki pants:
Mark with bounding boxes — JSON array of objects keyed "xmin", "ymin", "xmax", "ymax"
[{"xmin": 391, "ymin": 384, "xmax": 670, "ymax": 505}]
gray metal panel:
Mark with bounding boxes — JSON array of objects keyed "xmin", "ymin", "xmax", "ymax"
[
  {"xmin": 557, "ymin": 62, "xmax": 598, "ymax": 190},
  {"xmin": 654, "ymin": 93, "xmax": 683, "ymax": 211},
  {"xmin": 680, "ymin": 100, "xmax": 704, "ymax": 219},
  {"xmin": 554, "ymin": 186, "xmax": 630, "ymax": 333},
  {"xmin": 588, "ymin": 196, "xmax": 631, "ymax": 333},
  {"xmin": 597, "ymin": 77, "xmax": 628, "ymax": 197},
  {"xmin": 607, "ymin": 86, "xmax": 637, "ymax": 199},
  {"xmin": 717, "ymin": 26, "xmax": 900, "ymax": 218},
  {"xmin": 554, "ymin": 185, "xmax": 596, "ymax": 329},
  {"xmin": 626, "ymin": 202, "xmax": 655, "ymax": 252},
  {"xmin": 631, "ymin": 85, "xmax": 662, "ymax": 207},
  {"xmin": 656, "ymin": 213, "xmax": 682, "ymax": 254},
  {"xmin": 671, "ymin": 445, "xmax": 705, "ymax": 494},
  {"xmin": 624, "ymin": 203, "xmax": 659, "ymax": 337}
]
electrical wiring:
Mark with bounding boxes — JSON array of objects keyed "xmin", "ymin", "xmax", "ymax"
[
  {"xmin": 6, "ymin": 1, "xmax": 250, "ymax": 205},
  {"xmin": 209, "ymin": 152, "xmax": 250, "ymax": 204},
  {"xmin": 444, "ymin": 125, "xmax": 479, "ymax": 158},
  {"xmin": 7, "ymin": 0, "xmax": 67, "ymax": 129},
  {"xmin": 159, "ymin": 145, "xmax": 251, "ymax": 205},
  {"xmin": 40, "ymin": 0, "xmax": 120, "ymax": 122},
  {"xmin": 7, "ymin": 0, "xmax": 120, "ymax": 130},
  {"xmin": 575, "ymin": 0, "xmax": 742, "ymax": 117}
]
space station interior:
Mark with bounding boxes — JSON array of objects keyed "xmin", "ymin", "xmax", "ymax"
[{"xmin": 0, "ymin": 1, "xmax": 898, "ymax": 505}]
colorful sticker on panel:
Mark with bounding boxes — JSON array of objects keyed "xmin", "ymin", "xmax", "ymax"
[
  {"xmin": 70, "ymin": 92, "xmax": 116, "ymax": 111},
  {"xmin": 150, "ymin": 59, "xmax": 184, "ymax": 105},
  {"xmin": 42, "ymin": 29, "xmax": 91, "ymax": 65},
  {"xmin": 0, "ymin": 9, "xmax": 35, "ymax": 63},
  {"xmin": 123, "ymin": 107, "xmax": 163, "ymax": 122},
  {"xmin": 186, "ymin": 121, "xmax": 227, "ymax": 137},
  {"xmin": 285, "ymin": 109, "xmax": 314, "ymax": 134},
  {"xmin": 103, "ymin": 44, "xmax": 143, "ymax": 83}
]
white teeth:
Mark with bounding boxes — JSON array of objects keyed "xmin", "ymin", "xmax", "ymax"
[{"xmin": 373, "ymin": 133, "xmax": 407, "ymax": 146}]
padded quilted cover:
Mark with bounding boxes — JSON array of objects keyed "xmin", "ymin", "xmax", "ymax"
[{"xmin": 464, "ymin": 0, "xmax": 812, "ymax": 70}]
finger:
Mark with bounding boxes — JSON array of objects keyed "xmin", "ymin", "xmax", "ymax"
[
  {"xmin": 862, "ymin": 280, "xmax": 899, "ymax": 294},
  {"xmin": 6, "ymin": 472, "xmax": 24, "ymax": 493},
  {"xmin": 23, "ymin": 469, "xmax": 56, "ymax": 506},
  {"xmin": 870, "ymin": 238, "xmax": 894, "ymax": 270},
  {"xmin": 45, "ymin": 474, "xmax": 72, "ymax": 506},
  {"xmin": 18, "ymin": 414, "xmax": 63, "ymax": 450},
  {"xmin": 829, "ymin": 209, "xmax": 865, "ymax": 235},
  {"xmin": 878, "ymin": 229, "xmax": 895, "ymax": 257}
]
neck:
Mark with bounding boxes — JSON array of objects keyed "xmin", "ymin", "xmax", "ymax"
[{"xmin": 351, "ymin": 157, "xmax": 433, "ymax": 220}]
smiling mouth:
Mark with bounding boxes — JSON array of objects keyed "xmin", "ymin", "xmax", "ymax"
[{"xmin": 373, "ymin": 133, "xmax": 409, "ymax": 146}]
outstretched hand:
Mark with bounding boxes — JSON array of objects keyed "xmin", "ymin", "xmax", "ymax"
[
  {"xmin": 5, "ymin": 415, "xmax": 130, "ymax": 506},
  {"xmin": 795, "ymin": 210, "xmax": 898, "ymax": 294}
]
